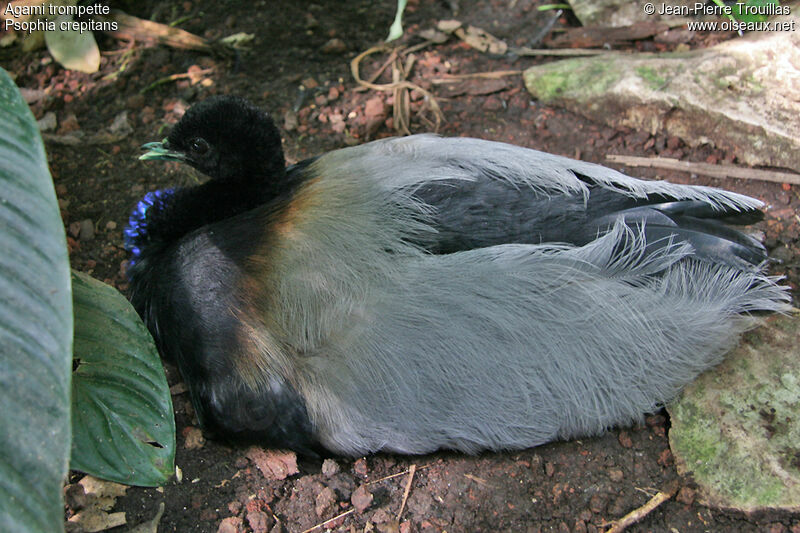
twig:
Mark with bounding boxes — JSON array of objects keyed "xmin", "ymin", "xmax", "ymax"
[
  {"xmin": 140, "ymin": 68, "xmax": 214, "ymax": 94},
  {"xmin": 367, "ymin": 463, "xmax": 432, "ymax": 485},
  {"xmin": 431, "ymin": 70, "xmax": 522, "ymax": 84},
  {"xmin": 351, "ymin": 45, "xmax": 445, "ymax": 133},
  {"xmin": 510, "ymin": 46, "xmax": 612, "ymax": 56},
  {"xmin": 464, "ymin": 473, "xmax": 495, "ymax": 488},
  {"xmin": 396, "ymin": 464, "xmax": 417, "ymax": 520},
  {"xmin": 299, "ymin": 508, "xmax": 355, "ymax": 533},
  {"xmin": 606, "ymin": 155, "xmax": 800, "ymax": 186},
  {"xmin": 606, "ymin": 480, "xmax": 680, "ymax": 532}
]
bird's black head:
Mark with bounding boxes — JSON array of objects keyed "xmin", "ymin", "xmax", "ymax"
[{"xmin": 140, "ymin": 96, "xmax": 285, "ymax": 183}]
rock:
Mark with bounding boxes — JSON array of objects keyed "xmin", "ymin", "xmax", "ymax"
[
  {"xmin": 315, "ymin": 486, "xmax": 337, "ymax": 517},
  {"xmin": 321, "ymin": 38, "xmax": 346, "ymax": 54},
  {"xmin": 608, "ymin": 468, "xmax": 624, "ymax": 482},
  {"xmin": 37, "ymin": 111, "xmax": 57, "ymax": 132},
  {"xmin": 676, "ymin": 486, "xmax": 696, "ymax": 505},
  {"xmin": 109, "ymin": 111, "xmax": 133, "ymax": 138},
  {"xmin": 351, "ymin": 485, "xmax": 373, "ymax": 513},
  {"xmin": 321, "ymin": 458, "xmax": 340, "ymax": 477},
  {"xmin": 364, "ymin": 97, "xmax": 387, "ymax": 121},
  {"xmin": 770, "ymin": 245, "xmax": 794, "ymax": 264},
  {"xmin": 283, "ymin": 110, "xmax": 298, "ymax": 132},
  {"xmin": 246, "ymin": 510, "xmax": 272, "ymax": 533},
  {"xmin": 245, "ymin": 447, "xmax": 299, "ymax": 481},
  {"xmin": 569, "ymin": 0, "xmax": 693, "ymax": 27},
  {"xmin": 217, "ymin": 517, "xmax": 244, "ymax": 533},
  {"xmin": 353, "ymin": 457, "xmax": 369, "ymax": 476},
  {"xmin": 668, "ymin": 315, "xmax": 800, "ymax": 512},
  {"xmin": 618, "ymin": 431, "xmax": 633, "ymax": 448},
  {"xmin": 59, "ymin": 113, "xmax": 80, "ymax": 134},
  {"xmin": 64, "ymin": 483, "xmax": 87, "ymax": 510},
  {"xmin": 69, "ymin": 221, "xmax": 82, "ymax": 239},
  {"xmin": 183, "ymin": 427, "xmax": 205, "ymax": 449},
  {"xmin": 20, "ymin": 87, "xmax": 46, "ymax": 103},
  {"xmin": 524, "ymin": 17, "xmax": 800, "ymax": 170},
  {"xmin": 78, "ymin": 219, "xmax": 95, "ymax": 241}
]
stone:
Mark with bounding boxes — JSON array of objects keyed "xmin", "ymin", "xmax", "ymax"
[
  {"xmin": 524, "ymin": 16, "xmax": 800, "ymax": 170},
  {"xmin": 668, "ymin": 315, "xmax": 800, "ymax": 512}
]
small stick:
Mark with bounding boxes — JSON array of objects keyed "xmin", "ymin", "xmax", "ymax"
[
  {"xmin": 351, "ymin": 46, "xmax": 445, "ymax": 132},
  {"xmin": 299, "ymin": 508, "xmax": 355, "ymax": 533},
  {"xmin": 510, "ymin": 46, "xmax": 612, "ymax": 56},
  {"xmin": 464, "ymin": 473, "xmax": 495, "ymax": 488},
  {"xmin": 140, "ymin": 68, "xmax": 214, "ymax": 94},
  {"xmin": 367, "ymin": 463, "xmax": 432, "ymax": 485},
  {"xmin": 606, "ymin": 154, "xmax": 800, "ymax": 186},
  {"xmin": 431, "ymin": 70, "xmax": 522, "ymax": 84},
  {"xmin": 396, "ymin": 464, "xmax": 417, "ymax": 520},
  {"xmin": 606, "ymin": 480, "xmax": 679, "ymax": 533}
]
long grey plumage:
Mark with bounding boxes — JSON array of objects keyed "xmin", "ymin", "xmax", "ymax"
[
  {"xmin": 128, "ymin": 96, "xmax": 791, "ymax": 456},
  {"xmin": 217, "ymin": 135, "xmax": 790, "ymax": 455}
]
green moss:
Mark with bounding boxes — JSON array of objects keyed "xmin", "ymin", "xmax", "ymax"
[
  {"xmin": 523, "ymin": 57, "xmax": 622, "ymax": 103},
  {"xmin": 668, "ymin": 316, "xmax": 800, "ymax": 511},
  {"xmin": 635, "ymin": 66, "xmax": 667, "ymax": 90}
]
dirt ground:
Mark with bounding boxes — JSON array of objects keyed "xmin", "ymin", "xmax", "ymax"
[{"xmin": 4, "ymin": 0, "xmax": 800, "ymax": 531}]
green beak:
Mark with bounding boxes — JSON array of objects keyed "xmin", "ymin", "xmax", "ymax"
[{"xmin": 139, "ymin": 139, "xmax": 186, "ymax": 161}]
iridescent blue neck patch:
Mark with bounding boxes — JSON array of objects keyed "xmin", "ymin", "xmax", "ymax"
[{"xmin": 124, "ymin": 188, "xmax": 175, "ymax": 268}]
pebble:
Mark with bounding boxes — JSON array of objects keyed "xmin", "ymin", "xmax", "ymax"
[
  {"xmin": 183, "ymin": 427, "xmax": 205, "ymax": 450},
  {"xmin": 321, "ymin": 458, "xmax": 340, "ymax": 477},
  {"xmin": 78, "ymin": 219, "xmax": 95, "ymax": 241},
  {"xmin": 283, "ymin": 110, "xmax": 298, "ymax": 132},
  {"xmin": 657, "ymin": 448, "xmax": 673, "ymax": 467},
  {"xmin": 771, "ymin": 245, "xmax": 793, "ymax": 264},
  {"xmin": 676, "ymin": 485, "xmax": 696, "ymax": 505},
  {"xmin": 315, "ymin": 486, "xmax": 337, "ymax": 517},
  {"xmin": 246, "ymin": 509, "xmax": 272, "ymax": 533},
  {"xmin": 351, "ymin": 485, "xmax": 373, "ymax": 513},
  {"xmin": 64, "ymin": 483, "xmax": 87, "ymax": 510},
  {"xmin": 217, "ymin": 516, "xmax": 243, "ymax": 533},
  {"xmin": 68, "ymin": 221, "xmax": 82, "ymax": 239},
  {"xmin": 353, "ymin": 458, "xmax": 368, "ymax": 476},
  {"xmin": 59, "ymin": 113, "xmax": 80, "ymax": 134},
  {"xmin": 321, "ymin": 38, "xmax": 347, "ymax": 54},
  {"xmin": 37, "ymin": 111, "xmax": 57, "ymax": 132}
]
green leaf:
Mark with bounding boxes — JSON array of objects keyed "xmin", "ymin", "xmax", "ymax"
[
  {"xmin": 44, "ymin": 14, "xmax": 101, "ymax": 73},
  {"xmin": 386, "ymin": 0, "xmax": 408, "ymax": 42},
  {"xmin": 0, "ymin": 68, "xmax": 73, "ymax": 532},
  {"xmin": 70, "ymin": 271, "xmax": 175, "ymax": 486}
]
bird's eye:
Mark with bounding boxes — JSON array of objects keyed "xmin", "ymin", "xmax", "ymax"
[{"xmin": 189, "ymin": 137, "xmax": 210, "ymax": 155}]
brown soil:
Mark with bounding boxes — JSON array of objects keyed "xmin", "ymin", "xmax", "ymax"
[{"xmin": 5, "ymin": 0, "xmax": 799, "ymax": 531}]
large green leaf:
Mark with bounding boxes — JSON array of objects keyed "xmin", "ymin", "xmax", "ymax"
[
  {"xmin": 70, "ymin": 271, "xmax": 175, "ymax": 486},
  {"xmin": 0, "ymin": 68, "xmax": 73, "ymax": 532}
]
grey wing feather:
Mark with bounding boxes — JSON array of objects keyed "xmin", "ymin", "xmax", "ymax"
[{"xmin": 335, "ymin": 135, "xmax": 762, "ymax": 211}]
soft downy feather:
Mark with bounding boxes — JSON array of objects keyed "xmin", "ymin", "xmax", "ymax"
[{"xmin": 231, "ymin": 136, "xmax": 789, "ymax": 456}]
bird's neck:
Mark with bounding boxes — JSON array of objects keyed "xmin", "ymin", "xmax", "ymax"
[{"xmin": 124, "ymin": 177, "xmax": 275, "ymax": 269}]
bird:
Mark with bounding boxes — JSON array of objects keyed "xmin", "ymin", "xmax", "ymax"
[{"xmin": 125, "ymin": 95, "xmax": 789, "ymax": 457}]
